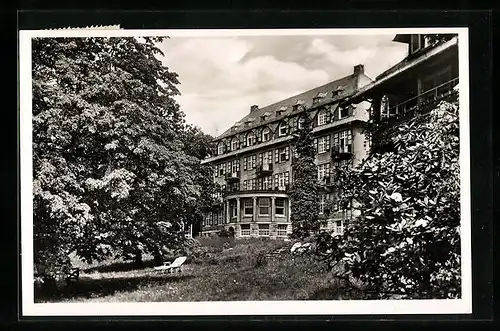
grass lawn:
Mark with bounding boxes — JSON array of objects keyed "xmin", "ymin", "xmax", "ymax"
[{"xmin": 35, "ymin": 237, "xmax": 365, "ymax": 302}]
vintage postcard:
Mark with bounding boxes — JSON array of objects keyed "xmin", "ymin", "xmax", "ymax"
[{"xmin": 19, "ymin": 27, "xmax": 471, "ymax": 316}]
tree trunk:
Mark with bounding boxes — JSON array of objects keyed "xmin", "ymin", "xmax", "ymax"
[
  {"xmin": 134, "ymin": 251, "xmax": 143, "ymax": 268},
  {"xmin": 153, "ymin": 253, "xmax": 163, "ymax": 266}
]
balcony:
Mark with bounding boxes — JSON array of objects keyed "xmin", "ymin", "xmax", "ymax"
[
  {"xmin": 256, "ymin": 163, "xmax": 274, "ymax": 177},
  {"xmin": 331, "ymin": 145, "xmax": 353, "ymax": 161},
  {"xmin": 225, "ymin": 171, "xmax": 240, "ymax": 183},
  {"xmin": 274, "ymin": 184, "xmax": 290, "ymax": 192},
  {"xmin": 323, "ymin": 174, "xmax": 335, "ymax": 187},
  {"xmin": 380, "ymin": 77, "xmax": 459, "ymax": 122}
]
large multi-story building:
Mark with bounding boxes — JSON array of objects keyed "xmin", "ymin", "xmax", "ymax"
[
  {"xmin": 200, "ymin": 64, "xmax": 373, "ymax": 238},
  {"xmin": 199, "ymin": 33, "xmax": 460, "ymax": 240}
]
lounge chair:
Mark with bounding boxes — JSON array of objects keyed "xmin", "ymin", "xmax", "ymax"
[{"xmin": 153, "ymin": 256, "xmax": 187, "ymax": 274}]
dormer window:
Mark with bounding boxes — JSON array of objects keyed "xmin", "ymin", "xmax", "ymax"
[
  {"xmin": 261, "ymin": 115, "xmax": 267, "ymax": 122},
  {"xmin": 338, "ymin": 106, "xmax": 351, "ymax": 120},
  {"xmin": 332, "ymin": 86, "xmax": 344, "ymax": 98},
  {"xmin": 278, "ymin": 122, "xmax": 288, "ymax": 137},
  {"xmin": 246, "ymin": 132, "xmax": 256, "ymax": 146},
  {"xmin": 217, "ymin": 143, "xmax": 225, "ymax": 155},
  {"xmin": 298, "ymin": 117, "xmax": 305, "ymax": 130},
  {"xmin": 262, "ymin": 127, "xmax": 271, "ymax": 142},
  {"xmin": 317, "ymin": 110, "xmax": 328, "ymax": 126},
  {"xmin": 293, "ymin": 100, "xmax": 305, "ymax": 111},
  {"xmin": 276, "ymin": 110, "xmax": 283, "ymax": 117},
  {"xmin": 313, "ymin": 92, "xmax": 327, "ymax": 105},
  {"xmin": 231, "ymin": 138, "xmax": 239, "ymax": 151}
]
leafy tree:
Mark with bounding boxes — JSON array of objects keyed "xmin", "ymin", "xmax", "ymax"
[
  {"xmin": 316, "ymin": 97, "xmax": 461, "ymax": 299},
  {"xmin": 290, "ymin": 113, "xmax": 320, "ymax": 239},
  {"xmin": 180, "ymin": 125, "xmax": 221, "ymax": 238},
  {"xmin": 32, "ymin": 37, "xmax": 202, "ymax": 273}
]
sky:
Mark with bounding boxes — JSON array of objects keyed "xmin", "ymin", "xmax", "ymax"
[{"xmin": 158, "ymin": 34, "xmax": 408, "ymax": 137}]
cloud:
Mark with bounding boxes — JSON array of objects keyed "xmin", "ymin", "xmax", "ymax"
[
  {"xmin": 307, "ymin": 38, "xmax": 377, "ymax": 68},
  {"xmin": 160, "ymin": 35, "xmax": 408, "ymax": 136},
  {"xmin": 161, "ymin": 37, "xmax": 330, "ymax": 135}
]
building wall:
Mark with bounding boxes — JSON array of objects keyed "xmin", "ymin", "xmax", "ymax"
[{"xmin": 200, "ymin": 67, "xmax": 376, "ymax": 239}]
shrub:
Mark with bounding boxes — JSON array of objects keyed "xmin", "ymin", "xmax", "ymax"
[{"xmin": 316, "ymin": 100, "xmax": 461, "ymax": 299}]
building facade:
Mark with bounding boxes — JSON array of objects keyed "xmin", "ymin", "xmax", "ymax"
[
  {"xmin": 198, "ymin": 33, "xmax": 460, "ymax": 239},
  {"xmin": 200, "ymin": 64, "xmax": 373, "ymax": 238}
]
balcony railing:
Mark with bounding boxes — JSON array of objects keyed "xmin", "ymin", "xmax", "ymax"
[
  {"xmin": 225, "ymin": 171, "xmax": 240, "ymax": 182},
  {"xmin": 381, "ymin": 77, "xmax": 459, "ymax": 121},
  {"xmin": 256, "ymin": 163, "xmax": 274, "ymax": 177},
  {"xmin": 223, "ymin": 184, "xmax": 290, "ymax": 197},
  {"xmin": 331, "ymin": 144, "xmax": 353, "ymax": 161}
]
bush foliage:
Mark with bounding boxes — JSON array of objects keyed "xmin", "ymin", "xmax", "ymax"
[{"xmin": 316, "ymin": 99, "xmax": 461, "ymax": 299}]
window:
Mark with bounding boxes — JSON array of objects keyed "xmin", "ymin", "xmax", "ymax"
[
  {"xmin": 243, "ymin": 157, "xmax": 248, "ymax": 171},
  {"xmin": 258, "ymin": 224, "xmax": 270, "ymax": 236},
  {"xmin": 231, "ymin": 139, "xmax": 239, "ymax": 151},
  {"xmin": 231, "ymin": 159, "xmax": 240, "ymax": 173},
  {"xmin": 229, "ymin": 182, "xmax": 239, "ymax": 192},
  {"xmin": 274, "ymin": 172, "xmax": 290, "ymax": 188},
  {"xmin": 334, "ymin": 220, "xmax": 344, "ymax": 235},
  {"xmin": 277, "ymin": 224, "xmax": 288, "ymax": 237},
  {"xmin": 339, "ymin": 106, "xmax": 350, "ymax": 119},
  {"xmin": 262, "ymin": 127, "xmax": 271, "ymax": 142},
  {"xmin": 246, "ymin": 132, "xmax": 256, "ymax": 146},
  {"xmin": 260, "ymin": 150, "xmax": 272, "ymax": 165},
  {"xmin": 275, "ymin": 198, "xmax": 285, "ymax": 215},
  {"xmin": 244, "ymin": 199, "xmax": 253, "ymax": 216},
  {"xmin": 319, "ymin": 194, "xmax": 330, "ymax": 214},
  {"xmin": 380, "ymin": 95, "xmax": 390, "ymax": 119},
  {"xmin": 241, "ymin": 224, "xmax": 251, "ymax": 236},
  {"xmin": 244, "ymin": 178, "xmax": 256, "ymax": 191},
  {"xmin": 298, "ymin": 117, "xmax": 305, "ymax": 129},
  {"xmin": 230, "ymin": 200, "xmax": 238, "ymax": 218},
  {"xmin": 333, "ymin": 130, "xmax": 352, "ymax": 153},
  {"xmin": 218, "ymin": 163, "xmax": 225, "ymax": 176},
  {"xmin": 318, "ymin": 110, "xmax": 328, "ymax": 126},
  {"xmin": 276, "ymin": 146, "xmax": 290, "ymax": 163},
  {"xmin": 318, "ymin": 135, "xmax": 331, "ymax": 154},
  {"xmin": 318, "ymin": 163, "xmax": 331, "ymax": 181},
  {"xmin": 263, "ymin": 176, "xmax": 272, "ymax": 190},
  {"xmin": 275, "ymin": 146, "xmax": 290, "ymax": 163},
  {"xmin": 251, "ymin": 155, "xmax": 257, "ymax": 168},
  {"xmin": 217, "ymin": 143, "xmax": 225, "ymax": 155},
  {"xmin": 278, "ymin": 122, "xmax": 288, "ymax": 137},
  {"xmin": 261, "ymin": 115, "xmax": 267, "ymax": 122},
  {"xmin": 259, "ymin": 198, "xmax": 270, "ymax": 215}
]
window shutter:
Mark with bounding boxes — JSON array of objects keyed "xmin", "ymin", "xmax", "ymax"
[
  {"xmin": 243, "ymin": 157, "xmax": 247, "ymax": 170},
  {"xmin": 314, "ymin": 138, "xmax": 318, "ymax": 152},
  {"xmin": 285, "ymin": 146, "xmax": 290, "ymax": 160}
]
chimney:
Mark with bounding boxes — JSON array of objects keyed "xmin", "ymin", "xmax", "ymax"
[
  {"xmin": 250, "ymin": 105, "xmax": 259, "ymax": 113},
  {"xmin": 353, "ymin": 64, "xmax": 364, "ymax": 75}
]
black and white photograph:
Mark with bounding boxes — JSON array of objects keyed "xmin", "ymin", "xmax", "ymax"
[{"xmin": 19, "ymin": 27, "xmax": 471, "ymax": 316}]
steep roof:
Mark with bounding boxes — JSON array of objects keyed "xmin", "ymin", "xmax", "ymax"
[{"xmin": 216, "ymin": 71, "xmax": 370, "ymax": 140}]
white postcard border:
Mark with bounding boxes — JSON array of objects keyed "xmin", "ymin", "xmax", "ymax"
[{"xmin": 19, "ymin": 27, "xmax": 472, "ymax": 316}]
